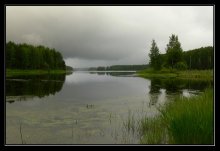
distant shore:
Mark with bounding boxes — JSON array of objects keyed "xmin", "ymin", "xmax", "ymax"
[
  {"xmin": 6, "ymin": 69, "xmax": 72, "ymax": 78},
  {"xmin": 137, "ymin": 69, "xmax": 213, "ymax": 80}
]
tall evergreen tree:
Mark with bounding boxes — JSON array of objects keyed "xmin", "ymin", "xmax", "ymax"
[
  {"xmin": 166, "ymin": 34, "xmax": 183, "ymax": 68},
  {"xmin": 149, "ymin": 39, "xmax": 161, "ymax": 70}
]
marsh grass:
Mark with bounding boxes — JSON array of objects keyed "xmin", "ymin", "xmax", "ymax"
[
  {"xmin": 139, "ymin": 116, "xmax": 168, "ymax": 144},
  {"xmin": 162, "ymin": 88, "xmax": 214, "ymax": 144},
  {"xmin": 123, "ymin": 110, "xmax": 136, "ymax": 134},
  {"xmin": 19, "ymin": 120, "xmax": 25, "ymax": 144},
  {"xmin": 177, "ymin": 70, "xmax": 213, "ymax": 80},
  {"xmin": 124, "ymin": 88, "xmax": 213, "ymax": 144},
  {"xmin": 144, "ymin": 89, "xmax": 213, "ymax": 144},
  {"xmin": 138, "ymin": 69, "xmax": 213, "ymax": 80},
  {"xmin": 138, "ymin": 68, "xmax": 177, "ymax": 79}
]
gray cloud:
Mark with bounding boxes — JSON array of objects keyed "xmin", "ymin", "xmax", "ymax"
[{"xmin": 6, "ymin": 6, "xmax": 213, "ymax": 67}]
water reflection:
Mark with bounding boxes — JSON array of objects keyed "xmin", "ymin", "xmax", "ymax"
[
  {"xmin": 6, "ymin": 74, "xmax": 66, "ymax": 103},
  {"xmin": 148, "ymin": 78, "xmax": 213, "ymax": 107},
  {"xmin": 150, "ymin": 78, "xmax": 212, "ymax": 94},
  {"xmin": 6, "ymin": 71, "xmax": 213, "ymax": 144},
  {"xmin": 88, "ymin": 71, "xmax": 136, "ymax": 77},
  {"xmin": 149, "ymin": 78, "xmax": 161, "ymax": 94},
  {"xmin": 149, "ymin": 89, "xmax": 167, "ymax": 107},
  {"xmin": 105, "ymin": 72, "xmax": 136, "ymax": 77}
]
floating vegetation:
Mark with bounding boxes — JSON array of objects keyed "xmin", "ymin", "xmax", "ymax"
[{"xmin": 86, "ymin": 104, "xmax": 94, "ymax": 109}]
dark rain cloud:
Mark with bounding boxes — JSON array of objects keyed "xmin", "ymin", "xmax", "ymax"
[{"xmin": 6, "ymin": 6, "xmax": 213, "ymax": 67}]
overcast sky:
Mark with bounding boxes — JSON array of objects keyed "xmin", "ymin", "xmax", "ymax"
[{"xmin": 6, "ymin": 6, "xmax": 213, "ymax": 68}]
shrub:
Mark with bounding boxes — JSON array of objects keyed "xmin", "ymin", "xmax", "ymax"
[{"xmin": 174, "ymin": 62, "xmax": 188, "ymax": 70}]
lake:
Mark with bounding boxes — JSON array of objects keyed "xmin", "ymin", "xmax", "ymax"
[{"xmin": 6, "ymin": 71, "xmax": 212, "ymax": 144}]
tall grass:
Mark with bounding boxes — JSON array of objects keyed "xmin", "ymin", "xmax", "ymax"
[
  {"xmin": 178, "ymin": 70, "xmax": 213, "ymax": 80},
  {"xmin": 137, "ymin": 88, "xmax": 213, "ymax": 144},
  {"xmin": 138, "ymin": 68, "xmax": 213, "ymax": 80},
  {"xmin": 163, "ymin": 88, "xmax": 213, "ymax": 144},
  {"xmin": 123, "ymin": 110, "xmax": 136, "ymax": 134},
  {"xmin": 138, "ymin": 68, "xmax": 177, "ymax": 79},
  {"xmin": 139, "ymin": 116, "xmax": 168, "ymax": 144},
  {"xmin": 19, "ymin": 120, "xmax": 25, "ymax": 144}
]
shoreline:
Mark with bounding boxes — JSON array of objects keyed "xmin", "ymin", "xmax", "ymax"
[{"xmin": 6, "ymin": 69, "xmax": 73, "ymax": 78}]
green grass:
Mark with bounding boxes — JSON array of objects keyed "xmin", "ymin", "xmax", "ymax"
[
  {"xmin": 177, "ymin": 70, "xmax": 213, "ymax": 80},
  {"xmin": 139, "ymin": 116, "xmax": 167, "ymax": 144},
  {"xmin": 138, "ymin": 68, "xmax": 213, "ymax": 80},
  {"xmin": 138, "ymin": 68, "xmax": 177, "ymax": 79},
  {"xmin": 163, "ymin": 88, "xmax": 213, "ymax": 144},
  {"xmin": 123, "ymin": 110, "xmax": 136, "ymax": 134},
  {"xmin": 6, "ymin": 69, "xmax": 72, "ymax": 77},
  {"xmin": 139, "ymin": 88, "xmax": 214, "ymax": 144}
]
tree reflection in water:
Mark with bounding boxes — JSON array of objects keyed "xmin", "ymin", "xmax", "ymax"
[
  {"xmin": 6, "ymin": 73, "xmax": 67, "ymax": 103},
  {"xmin": 148, "ymin": 78, "xmax": 213, "ymax": 107}
]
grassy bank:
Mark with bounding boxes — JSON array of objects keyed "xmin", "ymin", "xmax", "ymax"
[
  {"xmin": 138, "ymin": 68, "xmax": 213, "ymax": 80},
  {"xmin": 138, "ymin": 68, "xmax": 177, "ymax": 78},
  {"xmin": 177, "ymin": 70, "xmax": 213, "ymax": 80},
  {"xmin": 6, "ymin": 69, "xmax": 72, "ymax": 78},
  {"xmin": 138, "ymin": 88, "xmax": 213, "ymax": 144}
]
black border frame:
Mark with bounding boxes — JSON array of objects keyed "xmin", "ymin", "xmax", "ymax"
[{"xmin": 2, "ymin": 2, "xmax": 216, "ymax": 147}]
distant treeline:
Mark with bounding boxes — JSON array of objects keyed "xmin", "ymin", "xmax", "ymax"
[
  {"xmin": 160, "ymin": 46, "xmax": 213, "ymax": 70},
  {"xmin": 6, "ymin": 41, "xmax": 66, "ymax": 70},
  {"xmin": 91, "ymin": 47, "xmax": 213, "ymax": 71},
  {"xmin": 66, "ymin": 65, "xmax": 74, "ymax": 71},
  {"xmin": 89, "ymin": 64, "xmax": 149, "ymax": 71}
]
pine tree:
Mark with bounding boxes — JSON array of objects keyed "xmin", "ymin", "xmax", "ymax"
[
  {"xmin": 149, "ymin": 39, "xmax": 161, "ymax": 70},
  {"xmin": 166, "ymin": 34, "xmax": 183, "ymax": 68}
]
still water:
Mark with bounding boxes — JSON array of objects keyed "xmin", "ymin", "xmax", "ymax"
[{"xmin": 6, "ymin": 71, "xmax": 212, "ymax": 144}]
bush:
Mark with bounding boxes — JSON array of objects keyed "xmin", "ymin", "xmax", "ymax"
[{"xmin": 174, "ymin": 62, "xmax": 188, "ymax": 70}]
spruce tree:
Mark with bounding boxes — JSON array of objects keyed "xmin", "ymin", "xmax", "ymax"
[
  {"xmin": 166, "ymin": 34, "xmax": 183, "ymax": 68},
  {"xmin": 149, "ymin": 39, "xmax": 161, "ymax": 70}
]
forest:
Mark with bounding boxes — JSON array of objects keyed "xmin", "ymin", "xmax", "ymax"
[
  {"xmin": 158, "ymin": 46, "xmax": 213, "ymax": 70},
  {"xmin": 90, "ymin": 65, "xmax": 149, "ymax": 71},
  {"xmin": 149, "ymin": 35, "xmax": 213, "ymax": 70},
  {"xmin": 183, "ymin": 46, "xmax": 213, "ymax": 70},
  {"xmin": 6, "ymin": 41, "xmax": 66, "ymax": 70}
]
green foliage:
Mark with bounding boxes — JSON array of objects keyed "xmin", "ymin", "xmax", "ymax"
[
  {"xmin": 138, "ymin": 68, "xmax": 177, "ymax": 79},
  {"xmin": 166, "ymin": 34, "xmax": 183, "ymax": 69},
  {"xmin": 139, "ymin": 88, "xmax": 213, "ymax": 144},
  {"xmin": 183, "ymin": 46, "xmax": 213, "ymax": 70},
  {"xmin": 163, "ymin": 88, "xmax": 213, "ymax": 144},
  {"xmin": 147, "ymin": 35, "xmax": 213, "ymax": 70},
  {"xmin": 138, "ymin": 69, "xmax": 213, "ymax": 80},
  {"xmin": 149, "ymin": 40, "xmax": 162, "ymax": 70},
  {"xmin": 178, "ymin": 70, "xmax": 213, "ymax": 80},
  {"xmin": 139, "ymin": 117, "xmax": 167, "ymax": 144},
  {"xmin": 66, "ymin": 66, "xmax": 74, "ymax": 71},
  {"xmin": 6, "ymin": 41, "xmax": 66, "ymax": 70},
  {"xmin": 174, "ymin": 62, "xmax": 188, "ymax": 70},
  {"xmin": 97, "ymin": 66, "xmax": 106, "ymax": 71}
]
